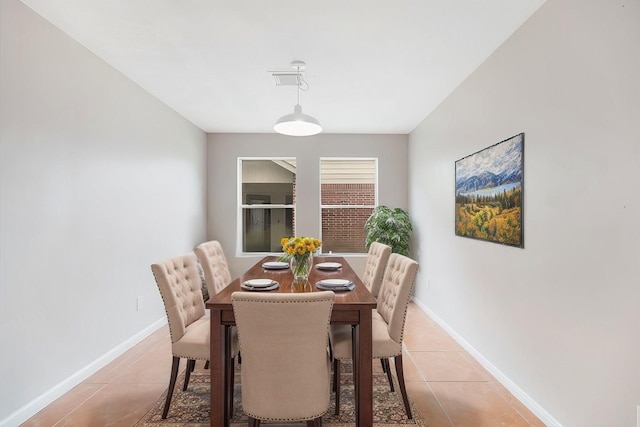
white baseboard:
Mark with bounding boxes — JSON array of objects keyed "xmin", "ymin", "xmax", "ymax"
[
  {"xmin": 411, "ymin": 297, "xmax": 562, "ymax": 427},
  {"xmin": 0, "ymin": 317, "xmax": 167, "ymax": 427}
]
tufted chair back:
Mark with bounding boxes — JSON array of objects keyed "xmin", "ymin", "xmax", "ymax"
[
  {"xmin": 376, "ymin": 253, "xmax": 419, "ymax": 345},
  {"xmin": 362, "ymin": 242, "xmax": 392, "ymax": 298},
  {"xmin": 194, "ymin": 240, "xmax": 232, "ymax": 297},
  {"xmin": 152, "ymin": 252, "xmax": 238, "ymax": 419},
  {"xmin": 329, "ymin": 252, "xmax": 418, "ymax": 419},
  {"xmin": 232, "ymin": 291, "xmax": 335, "ymax": 424},
  {"xmin": 151, "ymin": 253, "xmax": 206, "ymax": 345}
]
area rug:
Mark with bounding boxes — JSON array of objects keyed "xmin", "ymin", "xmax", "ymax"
[{"xmin": 135, "ymin": 362, "xmax": 428, "ymax": 426}]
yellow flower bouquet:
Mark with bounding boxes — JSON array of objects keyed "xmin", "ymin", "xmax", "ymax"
[{"xmin": 280, "ymin": 236, "xmax": 321, "ymax": 279}]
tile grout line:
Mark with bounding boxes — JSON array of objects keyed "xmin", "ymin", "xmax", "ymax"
[
  {"xmin": 486, "ymin": 381, "xmax": 537, "ymax": 427},
  {"xmin": 403, "ymin": 344, "xmax": 456, "ymax": 427},
  {"xmin": 402, "ymin": 343, "xmax": 427, "ymax": 383},
  {"xmin": 51, "ymin": 384, "xmax": 108, "ymax": 427},
  {"xmin": 424, "ymin": 381, "xmax": 456, "ymax": 427},
  {"xmin": 457, "ymin": 350, "xmax": 537, "ymax": 427},
  {"xmin": 71, "ymin": 330, "xmax": 171, "ymax": 426}
]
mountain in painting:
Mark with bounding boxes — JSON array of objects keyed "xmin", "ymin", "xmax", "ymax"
[
  {"xmin": 455, "ymin": 134, "xmax": 523, "ymax": 194},
  {"xmin": 456, "ymin": 169, "xmax": 521, "ymax": 194}
]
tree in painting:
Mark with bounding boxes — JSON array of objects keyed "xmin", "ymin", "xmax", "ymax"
[{"xmin": 455, "ymin": 133, "xmax": 524, "ymax": 247}]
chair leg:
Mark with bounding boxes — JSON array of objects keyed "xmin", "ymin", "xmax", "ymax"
[
  {"xmin": 204, "ymin": 360, "xmax": 210, "ymax": 369},
  {"xmin": 248, "ymin": 416, "xmax": 260, "ymax": 426},
  {"xmin": 332, "ymin": 358, "xmax": 338, "ymax": 392},
  {"xmin": 393, "ymin": 355, "xmax": 412, "ymax": 419},
  {"xmin": 228, "ymin": 357, "xmax": 235, "ymax": 416},
  {"xmin": 333, "ymin": 359, "xmax": 341, "ymax": 415},
  {"xmin": 184, "ymin": 359, "xmax": 195, "ymax": 391},
  {"xmin": 382, "ymin": 358, "xmax": 395, "ymax": 391},
  {"xmin": 307, "ymin": 417, "xmax": 322, "ymax": 426},
  {"xmin": 328, "ymin": 337, "xmax": 333, "ymax": 362},
  {"xmin": 223, "ymin": 325, "xmax": 236, "ymax": 420},
  {"xmin": 381, "ymin": 358, "xmax": 387, "ymax": 373},
  {"xmin": 162, "ymin": 356, "xmax": 180, "ymax": 419}
]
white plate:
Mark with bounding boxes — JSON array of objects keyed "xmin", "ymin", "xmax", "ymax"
[
  {"xmin": 316, "ymin": 279, "xmax": 354, "ymax": 291},
  {"xmin": 316, "ymin": 262, "xmax": 342, "ymax": 270},
  {"xmin": 262, "ymin": 261, "xmax": 290, "ymax": 270},
  {"xmin": 241, "ymin": 282, "xmax": 279, "ymax": 291},
  {"xmin": 243, "ymin": 278, "xmax": 275, "ymax": 288},
  {"xmin": 317, "ymin": 279, "xmax": 351, "ymax": 287}
]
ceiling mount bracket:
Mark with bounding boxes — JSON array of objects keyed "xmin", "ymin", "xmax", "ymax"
[{"xmin": 290, "ymin": 60, "xmax": 306, "ymax": 70}]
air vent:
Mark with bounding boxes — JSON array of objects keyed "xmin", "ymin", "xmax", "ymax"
[{"xmin": 270, "ymin": 72, "xmax": 300, "ymax": 86}]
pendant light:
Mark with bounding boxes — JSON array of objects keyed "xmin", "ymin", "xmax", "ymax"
[{"xmin": 274, "ymin": 61, "xmax": 322, "ymax": 136}]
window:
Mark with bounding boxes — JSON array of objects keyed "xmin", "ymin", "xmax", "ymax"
[
  {"xmin": 239, "ymin": 158, "xmax": 295, "ymax": 253},
  {"xmin": 320, "ymin": 158, "xmax": 377, "ymax": 254}
]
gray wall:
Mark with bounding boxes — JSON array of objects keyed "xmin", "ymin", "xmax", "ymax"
[
  {"xmin": 0, "ymin": 0, "xmax": 207, "ymax": 423},
  {"xmin": 408, "ymin": 0, "xmax": 639, "ymax": 426},
  {"xmin": 206, "ymin": 133, "xmax": 408, "ymax": 277},
  {"xmin": 4, "ymin": 0, "xmax": 638, "ymax": 425}
]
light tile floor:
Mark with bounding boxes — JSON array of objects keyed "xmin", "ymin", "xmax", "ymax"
[{"xmin": 22, "ymin": 302, "xmax": 545, "ymax": 427}]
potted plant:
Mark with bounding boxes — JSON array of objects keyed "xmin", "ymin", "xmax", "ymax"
[{"xmin": 364, "ymin": 206, "xmax": 412, "ymax": 256}]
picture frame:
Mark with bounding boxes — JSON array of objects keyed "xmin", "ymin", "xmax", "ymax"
[{"xmin": 455, "ymin": 133, "xmax": 524, "ymax": 248}]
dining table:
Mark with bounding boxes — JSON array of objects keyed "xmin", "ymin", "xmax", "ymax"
[{"xmin": 206, "ymin": 255, "xmax": 377, "ymax": 427}]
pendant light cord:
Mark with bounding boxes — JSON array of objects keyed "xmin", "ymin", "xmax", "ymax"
[
  {"xmin": 297, "ymin": 66, "xmax": 301, "ymax": 105},
  {"xmin": 295, "ymin": 67, "xmax": 310, "ymax": 103}
]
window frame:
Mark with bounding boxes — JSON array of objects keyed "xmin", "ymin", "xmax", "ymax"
[
  {"xmin": 319, "ymin": 157, "xmax": 378, "ymax": 255},
  {"xmin": 237, "ymin": 157, "xmax": 296, "ymax": 257}
]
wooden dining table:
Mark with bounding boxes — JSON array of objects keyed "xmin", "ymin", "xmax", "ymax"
[{"xmin": 206, "ymin": 255, "xmax": 377, "ymax": 427}]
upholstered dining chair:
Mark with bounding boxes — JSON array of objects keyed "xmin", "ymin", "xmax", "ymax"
[
  {"xmin": 194, "ymin": 239, "xmax": 237, "ymax": 370},
  {"xmin": 194, "ymin": 240, "xmax": 232, "ymax": 298},
  {"xmin": 231, "ymin": 291, "xmax": 335, "ymax": 426},
  {"xmin": 328, "ymin": 242, "xmax": 391, "ymax": 362},
  {"xmin": 151, "ymin": 253, "xmax": 238, "ymax": 419},
  {"xmin": 329, "ymin": 253, "xmax": 418, "ymax": 418},
  {"xmin": 362, "ymin": 242, "xmax": 392, "ymax": 299}
]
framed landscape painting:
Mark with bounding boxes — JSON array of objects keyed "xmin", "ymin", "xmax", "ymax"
[{"xmin": 455, "ymin": 133, "xmax": 524, "ymax": 248}]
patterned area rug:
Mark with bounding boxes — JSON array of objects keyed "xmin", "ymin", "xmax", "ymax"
[{"xmin": 135, "ymin": 362, "xmax": 428, "ymax": 426}]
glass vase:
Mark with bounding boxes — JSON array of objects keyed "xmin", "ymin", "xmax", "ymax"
[{"xmin": 290, "ymin": 253, "xmax": 313, "ymax": 292}]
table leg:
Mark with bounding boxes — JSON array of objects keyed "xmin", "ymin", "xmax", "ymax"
[
  {"xmin": 355, "ymin": 308, "xmax": 373, "ymax": 427},
  {"xmin": 210, "ymin": 309, "xmax": 226, "ymax": 427},
  {"xmin": 224, "ymin": 325, "xmax": 232, "ymax": 425},
  {"xmin": 351, "ymin": 326, "xmax": 359, "ymax": 423}
]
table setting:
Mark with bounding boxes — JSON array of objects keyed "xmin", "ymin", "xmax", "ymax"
[{"xmin": 240, "ymin": 278, "xmax": 280, "ymax": 291}]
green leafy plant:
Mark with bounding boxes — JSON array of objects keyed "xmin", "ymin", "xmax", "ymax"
[{"xmin": 364, "ymin": 206, "xmax": 412, "ymax": 256}]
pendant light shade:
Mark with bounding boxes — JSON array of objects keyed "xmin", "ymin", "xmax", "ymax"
[
  {"xmin": 273, "ymin": 60, "xmax": 322, "ymax": 137},
  {"xmin": 274, "ymin": 104, "xmax": 322, "ymax": 136}
]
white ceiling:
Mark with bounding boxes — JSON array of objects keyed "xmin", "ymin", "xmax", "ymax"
[{"xmin": 20, "ymin": 0, "xmax": 546, "ymax": 134}]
